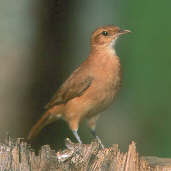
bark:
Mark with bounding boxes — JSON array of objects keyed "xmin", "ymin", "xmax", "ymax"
[{"xmin": 0, "ymin": 137, "xmax": 170, "ymax": 171}]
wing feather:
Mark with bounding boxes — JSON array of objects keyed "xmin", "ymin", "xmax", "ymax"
[{"xmin": 45, "ymin": 67, "xmax": 93, "ymax": 109}]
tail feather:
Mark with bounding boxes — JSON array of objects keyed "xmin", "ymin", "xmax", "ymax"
[{"xmin": 27, "ymin": 112, "xmax": 57, "ymax": 141}]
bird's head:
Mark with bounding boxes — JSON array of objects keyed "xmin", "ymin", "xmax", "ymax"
[{"xmin": 91, "ymin": 25, "xmax": 130, "ymax": 49}]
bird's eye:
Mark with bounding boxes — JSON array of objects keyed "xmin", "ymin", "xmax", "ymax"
[{"xmin": 102, "ymin": 31, "xmax": 108, "ymax": 36}]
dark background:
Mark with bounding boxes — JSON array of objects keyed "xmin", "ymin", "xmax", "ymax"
[{"xmin": 0, "ymin": 0, "xmax": 171, "ymax": 156}]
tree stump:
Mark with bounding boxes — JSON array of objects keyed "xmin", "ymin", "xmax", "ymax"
[{"xmin": 0, "ymin": 137, "xmax": 171, "ymax": 170}]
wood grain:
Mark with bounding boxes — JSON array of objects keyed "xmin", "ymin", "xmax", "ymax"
[{"xmin": 0, "ymin": 137, "xmax": 170, "ymax": 170}]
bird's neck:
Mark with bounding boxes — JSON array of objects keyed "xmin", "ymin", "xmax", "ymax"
[
  {"xmin": 86, "ymin": 46, "xmax": 120, "ymax": 73},
  {"xmin": 86, "ymin": 46, "xmax": 121, "ymax": 82},
  {"xmin": 89, "ymin": 45, "xmax": 117, "ymax": 61}
]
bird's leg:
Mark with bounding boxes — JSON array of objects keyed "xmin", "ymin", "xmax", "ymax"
[
  {"xmin": 69, "ymin": 118, "xmax": 82, "ymax": 156},
  {"xmin": 70, "ymin": 130, "xmax": 83, "ymax": 158},
  {"xmin": 72, "ymin": 130, "xmax": 82, "ymax": 144},
  {"xmin": 67, "ymin": 118, "xmax": 84, "ymax": 157},
  {"xmin": 87, "ymin": 115, "xmax": 104, "ymax": 149},
  {"xmin": 68, "ymin": 117, "xmax": 82, "ymax": 144},
  {"xmin": 90, "ymin": 128, "xmax": 104, "ymax": 149}
]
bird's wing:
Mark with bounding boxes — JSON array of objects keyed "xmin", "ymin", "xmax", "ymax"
[{"xmin": 45, "ymin": 67, "xmax": 93, "ymax": 109}]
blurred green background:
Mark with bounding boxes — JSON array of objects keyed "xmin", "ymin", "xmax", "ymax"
[{"xmin": 0, "ymin": 0, "xmax": 171, "ymax": 157}]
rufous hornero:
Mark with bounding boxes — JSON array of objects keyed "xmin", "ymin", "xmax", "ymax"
[{"xmin": 28, "ymin": 25, "xmax": 131, "ymax": 148}]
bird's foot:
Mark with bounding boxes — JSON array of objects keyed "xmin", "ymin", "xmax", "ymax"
[
  {"xmin": 56, "ymin": 138, "xmax": 83, "ymax": 162},
  {"xmin": 95, "ymin": 135, "xmax": 105, "ymax": 149}
]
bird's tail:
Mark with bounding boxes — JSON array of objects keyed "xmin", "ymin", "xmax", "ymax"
[{"xmin": 27, "ymin": 106, "xmax": 63, "ymax": 141}]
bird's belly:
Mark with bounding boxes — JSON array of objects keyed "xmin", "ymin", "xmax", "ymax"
[
  {"xmin": 64, "ymin": 74, "xmax": 121, "ymax": 120},
  {"xmin": 85, "ymin": 73, "xmax": 121, "ymax": 117},
  {"xmin": 86, "ymin": 89, "xmax": 115, "ymax": 117},
  {"xmin": 80, "ymin": 84, "xmax": 116, "ymax": 118}
]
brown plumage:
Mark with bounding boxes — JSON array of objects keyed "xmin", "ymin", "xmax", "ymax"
[{"xmin": 27, "ymin": 25, "xmax": 130, "ymax": 148}]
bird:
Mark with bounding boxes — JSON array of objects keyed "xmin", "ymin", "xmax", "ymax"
[{"xmin": 27, "ymin": 25, "xmax": 130, "ymax": 148}]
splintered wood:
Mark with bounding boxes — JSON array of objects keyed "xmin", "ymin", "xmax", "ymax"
[{"xmin": 0, "ymin": 137, "xmax": 171, "ymax": 171}]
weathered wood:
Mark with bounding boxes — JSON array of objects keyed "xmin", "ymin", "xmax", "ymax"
[{"xmin": 0, "ymin": 137, "xmax": 170, "ymax": 171}]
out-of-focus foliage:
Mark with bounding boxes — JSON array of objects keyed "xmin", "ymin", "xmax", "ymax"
[{"xmin": 0, "ymin": 0, "xmax": 171, "ymax": 157}]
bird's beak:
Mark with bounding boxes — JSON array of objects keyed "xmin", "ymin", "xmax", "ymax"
[{"xmin": 118, "ymin": 29, "xmax": 131, "ymax": 35}]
